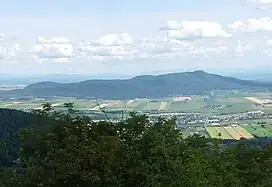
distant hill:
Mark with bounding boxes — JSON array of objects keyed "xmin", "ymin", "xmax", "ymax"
[{"xmin": 1, "ymin": 70, "xmax": 272, "ymax": 99}]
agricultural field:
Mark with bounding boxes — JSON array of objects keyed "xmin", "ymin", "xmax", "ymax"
[
  {"xmin": 243, "ymin": 124, "xmax": 272, "ymax": 137},
  {"xmin": 252, "ymin": 92, "xmax": 272, "ymax": 100},
  {"xmin": 159, "ymin": 102, "xmax": 168, "ymax": 111},
  {"xmin": 245, "ymin": 97, "xmax": 264, "ymax": 105},
  {"xmin": 264, "ymin": 124, "xmax": 272, "ymax": 132},
  {"xmin": 224, "ymin": 126, "xmax": 243, "ymax": 140},
  {"xmin": 0, "ymin": 91, "xmax": 271, "ymax": 115},
  {"xmin": 205, "ymin": 125, "xmax": 255, "ymax": 140},
  {"xmin": 170, "ymin": 96, "xmax": 206, "ymax": 112},
  {"xmin": 142, "ymin": 101, "xmax": 161, "ymax": 111},
  {"xmin": 205, "ymin": 127, "xmax": 221, "ymax": 139}
]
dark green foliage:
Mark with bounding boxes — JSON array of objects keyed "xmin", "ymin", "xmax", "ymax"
[
  {"xmin": 1, "ymin": 71, "xmax": 272, "ymax": 99},
  {"xmin": 0, "ymin": 108, "xmax": 45, "ymax": 167},
  {"xmin": 0, "ymin": 104, "xmax": 272, "ymax": 186}
]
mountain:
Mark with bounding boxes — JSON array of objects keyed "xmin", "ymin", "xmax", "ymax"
[{"xmin": 1, "ymin": 70, "xmax": 272, "ymax": 99}]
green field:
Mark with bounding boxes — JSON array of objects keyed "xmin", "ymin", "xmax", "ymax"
[
  {"xmin": 213, "ymin": 127, "xmax": 233, "ymax": 139},
  {"xmin": 0, "ymin": 91, "xmax": 271, "ymax": 115},
  {"xmin": 171, "ymin": 96, "xmax": 206, "ymax": 112},
  {"xmin": 205, "ymin": 125, "xmax": 255, "ymax": 140},
  {"xmin": 205, "ymin": 127, "xmax": 221, "ymax": 139},
  {"xmin": 263, "ymin": 124, "xmax": 272, "ymax": 132},
  {"xmin": 232, "ymin": 126, "xmax": 254, "ymax": 139},
  {"xmin": 243, "ymin": 125, "xmax": 272, "ymax": 137}
]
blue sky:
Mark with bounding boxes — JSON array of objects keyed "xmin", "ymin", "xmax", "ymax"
[
  {"xmin": 0, "ymin": 0, "xmax": 241, "ymax": 14},
  {"xmin": 1, "ymin": 0, "xmax": 272, "ymax": 75}
]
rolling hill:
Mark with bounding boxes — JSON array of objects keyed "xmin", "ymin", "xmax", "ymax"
[{"xmin": 0, "ymin": 70, "xmax": 272, "ymax": 99}]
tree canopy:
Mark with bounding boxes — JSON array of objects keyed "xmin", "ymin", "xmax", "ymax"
[{"xmin": 0, "ymin": 103, "xmax": 272, "ymax": 187}]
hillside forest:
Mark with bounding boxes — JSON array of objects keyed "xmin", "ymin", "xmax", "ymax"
[{"xmin": 0, "ymin": 103, "xmax": 271, "ymax": 186}]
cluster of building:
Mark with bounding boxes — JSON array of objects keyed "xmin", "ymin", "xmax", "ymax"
[{"xmin": 172, "ymin": 110, "xmax": 269, "ymax": 126}]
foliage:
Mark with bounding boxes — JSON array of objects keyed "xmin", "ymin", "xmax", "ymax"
[
  {"xmin": 0, "ymin": 103, "xmax": 272, "ymax": 186},
  {"xmin": 0, "ymin": 108, "xmax": 51, "ymax": 167}
]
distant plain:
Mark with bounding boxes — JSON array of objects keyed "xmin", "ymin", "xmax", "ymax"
[{"xmin": 0, "ymin": 90, "xmax": 271, "ymax": 115}]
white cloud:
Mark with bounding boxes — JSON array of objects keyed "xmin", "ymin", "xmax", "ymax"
[
  {"xmin": 247, "ymin": 0, "xmax": 272, "ymax": 9},
  {"xmin": 92, "ymin": 33, "xmax": 133, "ymax": 46},
  {"xmin": 0, "ymin": 44, "xmax": 25, "ymax": 61},
  {"xmin": 76, "ymin": 34, "xmax": 136, "ymax": 61},
  {"xmin": 159, "ymin": 21, "xmax": 183, "ymax": 30},
  {"xmin": 36, "ymin": 37, "xmax": 71, "ymax": 44},
  {"xmin": 266, "ymin": 39, "xmax": 272, "ymax": 45},
  {"xmin": 228, "ymin": 17, "xmax": 272, "ymax": 32},
  {"xmin": 1, "ymin": 24, "xmax": 272, "ymax": 73},
  {"xmin": 31, "ymin": 37, "xmax": 74, "ymax": 62},
  {"xmin": 160, "ymin": 21, "xmax": 231, "ymax": 40},
  {"xmin": 0, "ymin": 34, "xmax": 4, "ymax": 40},
  {"xmin": 0, "ymin": 34, "xmax": 263, "ymax": 64},
  {"xmin": 33, "ymin": 43, "xmax": 74, "ymax": 62}
]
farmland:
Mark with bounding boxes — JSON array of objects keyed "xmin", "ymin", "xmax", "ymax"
[
  {"xmin": 243, "ymin": 124, "xmax": 272, "ymax": 137},
  {"xmin": 204, "ymin": 125, "xmax": 269, "ymax": 140},
  {"xmin": 204, "ymin": 123, "xmax": 272, "ymax": 140},
  {"xmin": 1, "ymin": 90, "xmax": 272, "ymax": 140},
  {"xmin": 0, "ymin": 90, "xmax": 271, "ymax": 115}
]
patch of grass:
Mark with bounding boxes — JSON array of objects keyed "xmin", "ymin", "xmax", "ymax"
[
  {"xmin": 243, "ymin": 125, "xmax": 272, "ymax": 137},
  {"xmin": 264, "ymin": 124, "xmax": 272, "ymax": 132},
  {"xmin": 170, "ymin": 99, "xmax": 205, "ymax": 112}
]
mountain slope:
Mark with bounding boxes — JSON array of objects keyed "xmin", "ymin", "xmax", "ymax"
[{"xmin": 1, "ymin": 70, "xmax": 271, "ymax": 99}]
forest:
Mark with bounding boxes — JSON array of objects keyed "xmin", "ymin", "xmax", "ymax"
[{"xmin": 0, "ymin": 103, "xmax": 271, "ymax": 187}]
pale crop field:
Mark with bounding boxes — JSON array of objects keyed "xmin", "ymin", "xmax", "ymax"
[
  {"xmin": 205, "ymin": 125, "xmax": 255, "ymax": 140},
  {"xmin": 224, "ymin": 126, "xmax": 243, "ymax": 140},
  {"xmin": 232, "ymin": 126, "xmax": 254, "ymax": 139},
  {"xmin": 245, "ymin": 97, "xmax": 264, "ymax": 105},
  {"xmin": 159, "ymin": 102, "xmax": 168, "ymax": 111}
]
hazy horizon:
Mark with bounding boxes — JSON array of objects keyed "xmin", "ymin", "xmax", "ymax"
[{"xmin": 0, "ymin": 67, "xmax": 270, "ymax": 77}]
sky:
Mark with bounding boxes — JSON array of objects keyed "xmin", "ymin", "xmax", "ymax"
[{"xmin": 1, "ymin": 0, "xmax": 272, "ymax": 76}]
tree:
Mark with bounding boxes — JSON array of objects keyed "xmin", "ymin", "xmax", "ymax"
[{"xmin": 1, "ymin": 104, "xmax": 272, "ymax": 187}]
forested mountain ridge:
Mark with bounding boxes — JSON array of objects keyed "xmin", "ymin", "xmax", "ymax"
[{"xmin": 1, "ymin": 70, "xmax": 272, "ymax": 99}]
